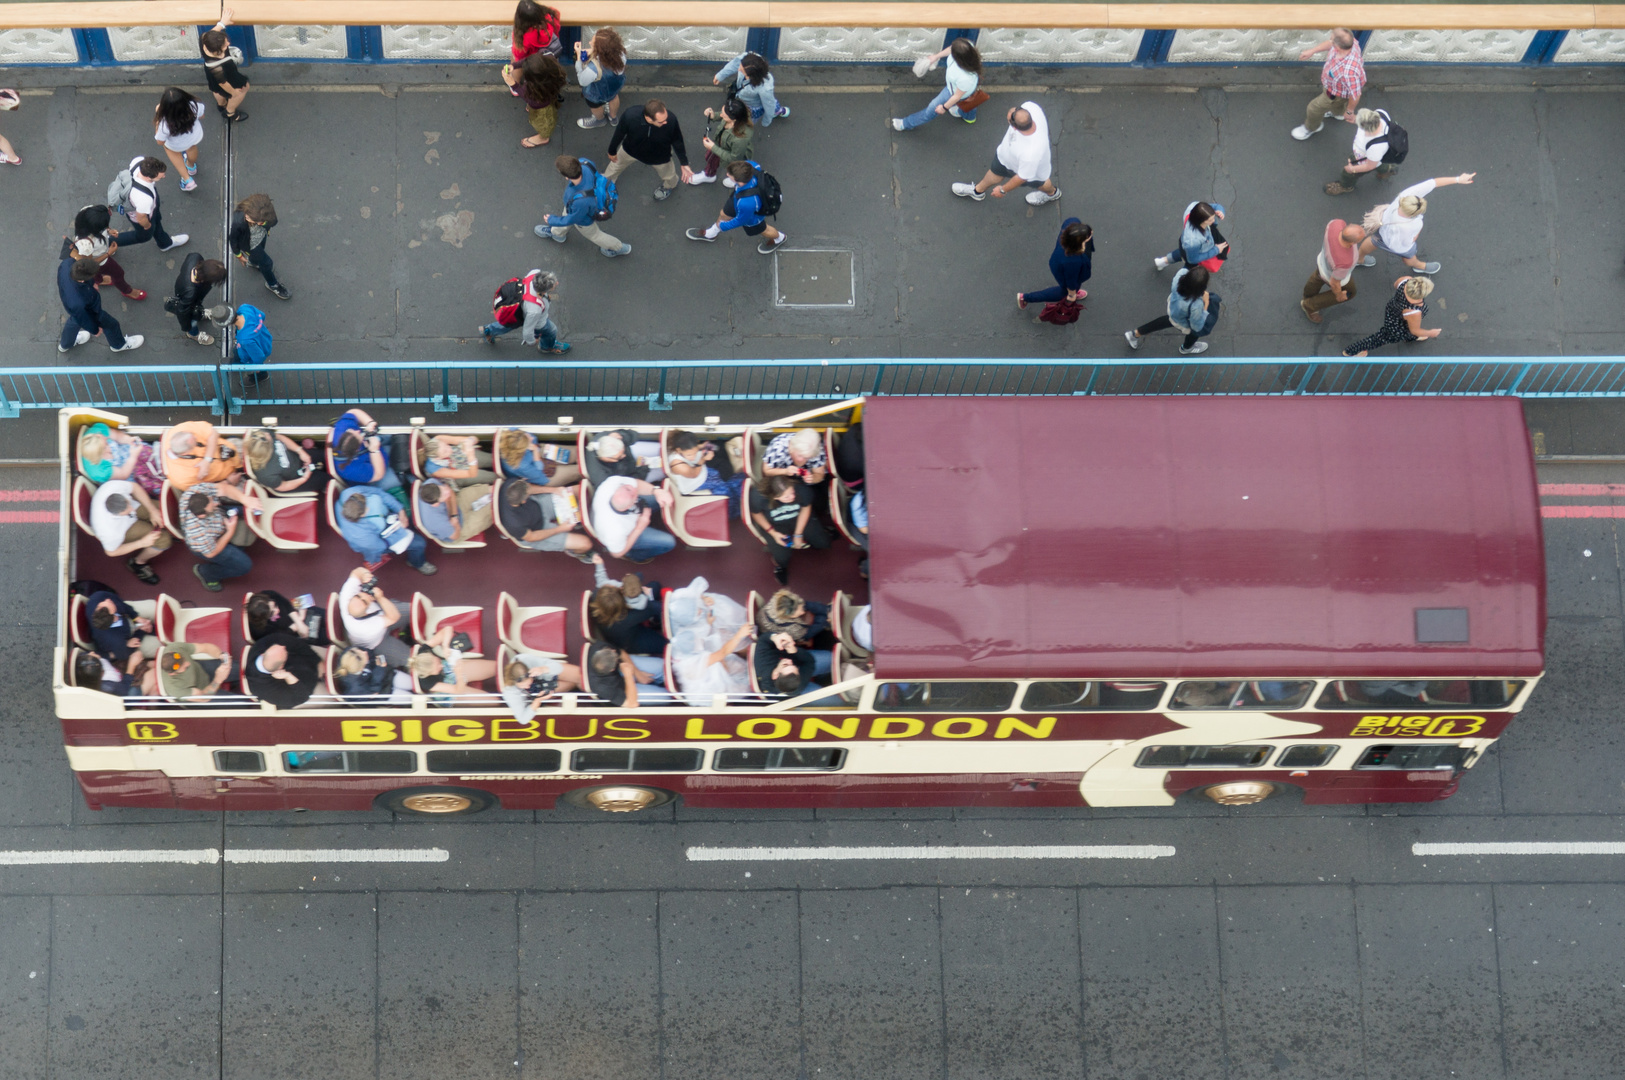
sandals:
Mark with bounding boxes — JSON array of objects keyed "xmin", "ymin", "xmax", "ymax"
[
  {"xmin": 125, "ymin": 289, "xmax": 147, "ymax": 301},
  {"xmin": 521, "ymin": 135, "xmax": 551, "ymax": 148},
  {"xmin": 0, "ymin": 153, "xmax": 19, "ymax": 166}
]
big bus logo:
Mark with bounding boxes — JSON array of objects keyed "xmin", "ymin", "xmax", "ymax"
[
  {"xmin": 126, "ymin": 721, "xmax": 180, "ymax": 742},
  {"xmin": 1350, "ymin": 715, "xmax": 1485, "ymax": 738}
]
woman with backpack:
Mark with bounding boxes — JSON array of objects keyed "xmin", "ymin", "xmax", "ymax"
[
  {"xmin": 714, "ymin": 52, "xmax": 788, "ymax": 125},
  {"xmin": 501, "ymin": 0, "xmax": 562, "ymax": 96},
  {"xmin": 1343, "ymin": 275, "xmax": 1439, "ymax": 357},
  {"xmin": 1123, "ymin": 265, "xmax": 1220, "ymax": 355},
  {"xmin": 152, "ymin": 87, "xmax": 206, "ymax": 193},
  {"xmin": 1357, "ymin": 172, "xmax": 1476, "ymax": 276},
  {"xmin": 515, "ymin": 51, "xmax": 567, "ymax": 148},
  {"xmin": 1153, "ymin": 200, "xmax": 1229, "ymax": 273},
  {"xmin": 574, "ymin": 28, "xmax": 627, "ymax": 129},
  {"xmin": 688, "ymin": 98, "xmax": 753, "ymax": 185},
  {"xmin": 1325, "ymin": 108, "xmax": 1405, "ymax": 195}
]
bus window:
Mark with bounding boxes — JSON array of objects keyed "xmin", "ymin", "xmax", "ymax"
[
  {"xmin": 1170, "ymin": 681, "xmax": 1314, "ymax": 709},
  {"xmin": 1276, "ymin": 744, "xmax": 1338, "ymax": 768},
  {"xmin": 1317, "ymin": 680, "xmax": 1526, "ymax": 709},
  {"xmin": 1135, "ymin": 745, "xmax": 1274, "ymax": 768},
  {"xmin": 714, "ymin": 747, "xmax": 847, "ymax": 771},
  {"xmin": 873, "ymin": 682, "xmax": 1013, "ymax": 713},
  {"xmin": 426, "ymin": 749, "xmax": 562, "ymax": 774},
  {"xmin": 1354, "ymin": 745, "xmax": 1469, "ymax": 771},
  {"xmin": 571, "ymin": 748, "xmax": 704, "ymax": 773},
  {"xmin": 214, "ymin": 751, "xmax": 265, "ymax": 773},
  {"xmin": 283, "ymin": 751, "xmax": 417, "ymax": 773},
  {"xmin": 1020, "ymin": 681, "xmax": 1167, "ymax": 712}
]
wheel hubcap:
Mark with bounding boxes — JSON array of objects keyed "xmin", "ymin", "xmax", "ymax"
[
  {"xmin": 585, "ymin": 787, "xmax": 660, "ymax": 812},
  {"xmin": 1203, "ymin": 781, "xmax": 1276, "ymax": 806},
  {"xmin": 400, "ymin": 793, "xmax": 474, "ymax": 814}
]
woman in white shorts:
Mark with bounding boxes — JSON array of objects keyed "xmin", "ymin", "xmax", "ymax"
[{"xmin": 153, "ymin": 87, "xmax": 206, "ymax": 192}]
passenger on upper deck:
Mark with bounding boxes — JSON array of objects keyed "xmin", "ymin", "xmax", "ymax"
[
  {"xmin": 756, "ymin": 588, "xmax": 831, "ymax": 646},
  {"xmin": 79, "ymin": 422, "xmax": 162, "ymax": 495},
  {"xmin": 160, "ymin": 421, "xmax": 256, "ymax": 507},
  {"xmin": 89, "ymin": 478, "xmax": 172, "ymax": 585},
  {"xmin": 498, "ymin": 477, "xmax": 595, "ymax": 561},
  {"xmin": 244, "ymin": 631, "xmax": 324, "ymax": 710},
  {"xmin": 496, "ymin": 428, "xmax": 583, "ymax": 488},
  {"xmin": 753, "ymin": 630, "xmax": 823, "ymax": 699},
  {"xmin": 329, "ymin": 408, "xmax": 408, "ymax": 499},
  {"xmin": 667, "ymin": 577, "xmax": 752, "ymax": 704},
  {"xmin": 760, "ymin": 429, "xmax": 827, "ymax": 495},
  {"xmin": 419, "ymin": 479, "xmax": 494, "ymax": 545},
  {"xmin": 180, "ymin": 485, "xmax": 256, "ymax": 591},
  {"xmin": 420, "ymin": 434, "xmax": 498, "ymax": 488},
  {"xmin": 75, "ymin": 650, "xmax": 147, "ymax": 698},
  {"xmin": 410, "ymin": 627, "xmax": 498, "ymax": 701},
  {"xmin": 339, "ymin": 568, "xmax": 412, "ymax": 667},
  {"xmin": 500, "ymin": 651, "xmax": 584, "ymax": 721},
  {"xmin": 88, "ymin": 589, "xmax": 158, "ymax": 664},
  {"xmin": 332, "ymin": 645, "xmax": 413, "ymax": 704},
  {"xmin": 159, "ymin": 642, "xmax": 236, "ymax": 703},
  {"xmin": 591, "ymin": 475, "xmax": 676, "ymax": 563},
  {"xmin": 749, "ymin": 475, "xmax": 831, "ymax": 585},
  {"xmin": 666, "ymin": 431, "xmax": 742, "ymax": 516},
  {"xmin": 585, "ymin": 641, "xmax": 677, "ymax": 706},
  {"xmin": 245, "ymin": 590, "xmax": 331, "ymax": 646},
  {"xmin": 589, "ymin": 573, "xmax": 666, "ymax": 655},
  {"xmin": 337, "ymin": 486, "xmax": 437, "ymax": 575},
  {"xmin": 583, "ymin": 430, "xmax": 662, "ymax": 486},
  {"xmin": 243, "ymin": 428, "xmax": 327, "ymax": 495}
]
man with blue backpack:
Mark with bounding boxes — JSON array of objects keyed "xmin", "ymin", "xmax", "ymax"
[
  {"xmin": 685, "ymin": 159, "xmax": 785, "ymax": 254},
  {"xmin": 535, "ymin": 155, "xmax": 630, "ymax": 258}
]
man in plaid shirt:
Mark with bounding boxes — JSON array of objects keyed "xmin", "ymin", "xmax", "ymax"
[{"xmin": 1292, "ymin": 29, "xmax": 1365, "ymax": 140}]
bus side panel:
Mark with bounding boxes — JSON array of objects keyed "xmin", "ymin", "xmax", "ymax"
[
  {"xmin": 76, "ymin": 770, "xmax": 177, "ymax": 810},
  {"xmin": 1163, "ymin": 769, "xmax": 1460, "ymax": 804},
  {"xmin": 679, "ymin": 772, "xmax": 1087, "ymax": 809}
]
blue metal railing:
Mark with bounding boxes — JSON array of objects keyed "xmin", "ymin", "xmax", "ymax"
[{"xmin": 7, "ymin": 357, "xmax": 1625, "ymax": 418}]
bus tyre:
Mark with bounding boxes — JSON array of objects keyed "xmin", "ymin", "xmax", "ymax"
[
  {"xmin": 1200, "ymin": 781, "xmax": 1277, "ymax": 806},
  {"xmin": 376, "ymin": 786, "xmax": 498, "ymax": 816},
  {"xmin": 560, "ymin": 785, "xmax": 676, "ymax": 813}
]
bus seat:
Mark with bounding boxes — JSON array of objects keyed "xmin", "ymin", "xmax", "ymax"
[
  {"xmin": 740, "ymin": 489, "xmax": 769, "ymax": 547},
  {"xmin": 155, "ymin": 593, "xmax": 231, "ymax": 653},
  {"xmin": 158, "ymin": 480, "xmax": 186, "ymax": 539},
  {"xmin": 662, "ymin": 479, "xmax": 731, "ymax": 549},
  {"xmin": 323, "ymin": 480, "xmax": 345, "ymax": 541},
  {"xmin": 323, "ymin": 645, "xmax": 341, "ymax": 700},
  {"xmin": 413, "ymin": 480, "xmax": 486, "ymax": 551},
  {"xmin": 326, "ymin": 592, "xmax": 349, "ymax": 648},
  {"xmin": 746, "ymin": 642, "xmax": 761, "ymax": 694},
  {"xmin": 747, "ymin": 591, "xmax": 763, "ymax": 627},
  {"xmin": 242, "ymin": 480, "xmax": 318, "ymax": 550},
  {"xmin": 323, "ymin": 440, "xmax": 337, "ymax": 482},
  {"xmin": 69, "ymin": 593, "xmax": 92, "ymax": 648},
  {"xmin": 239, "ymin": 591, "xmax": 254, "ymax": 644},
  {"xmin": 71, "ymin": 476, "xmax": 97, "ymax": 537},
  {"xmin": 834, "ymin": 592, "xmax": 872, "ymax": 659},
  {"xmin": 664, "ymin": 645, "xmax": 676, "ymax": 698},
  {"xmin": 495, "ymin": 644, "xmax": 513, "ymax": 690},
  {"xmin": 410, "ymin": 593, "xmax": 483, "ymax": 657},
  {"xmin": 579, "ymin": 590, "xmax": 594, "ymax": 642},
  {"xmin": 577, "ymin": 479, "xmax": 600, "ymax": 544},
  {"xmin": 407, "ymin": 425, "xmax": 427, "ymax": 480},
  {"xmin": 660, "ymin": 587, "xmax": 673, "ymax": 640},
  {"xmin": 829, "ymin": 483, "xmax": 864, "ymax": 547},
  {"xmin": 496, "ymin": 591, "xmax": 566, "ymax": 656},
  {"xmin": 742, "ymin": 427, "xmax": 769, "ymax": 485},
  {"xmin": 825, "ymin": 428, "xmax": 843, "ymax": 483},
  {"xmin": 238, "ymin": 646, "xmax": 258, "ymax": 704}
]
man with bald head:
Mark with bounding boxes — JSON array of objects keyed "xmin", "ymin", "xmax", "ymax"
[
  {"xmin": 591, "ymin": 474, "xmax": 675, "ymax": 562},
  {"xmin": 245, "ymin": 631, "xmax": 324, "ymax": 709},
  {"xmin": 952, "ymin": 101, "xmax": 1059, "ymax": 206},
  {"xmin": 1301, "ymin": 218, "xmax": 1365, "ymax": 322},
  {"xmin": 1293, "ymin": 28, "xmax": 1365, "ymax": 140}
]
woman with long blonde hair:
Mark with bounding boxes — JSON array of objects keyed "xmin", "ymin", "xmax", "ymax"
[{"xmin": 1358, "ymin": 172, "xmax": 1475, "ymax": 275}]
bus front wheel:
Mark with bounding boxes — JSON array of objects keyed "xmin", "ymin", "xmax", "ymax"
[
  {"xmin": 376, "ymin": 786, "xmax": 498, "ymax": 816},
  {"xmin": 560, "ymin": 785, "xmax": 676, "ymax": 813},
  {"xmin": 1200, "ymin": 781, "xmax": 1277, "ymax": 806}
]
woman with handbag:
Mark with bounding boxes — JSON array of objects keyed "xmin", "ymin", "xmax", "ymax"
[
  {"xmin": 69, "ymin": 204, "xmax": 145, "ymax": 301},
  {"xmin": 501, "ymin": 0, "xmax": 563, "ymax": 96},
  {"xmin": 892, "ymin": 38, "xmax": 985, "ymax": 131},
  {"xmin": 1018, "ymin": 218, "xmax": 1094, "ymax": 315},
  {"xmin": 1154, "ymin": 200, "xmax": 1229, "ymax": 273}
]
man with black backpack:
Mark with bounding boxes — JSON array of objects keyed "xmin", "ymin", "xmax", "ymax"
[
  {"xmin": 684, "ymin": 159, "xmax": 786, "ymax": 254},
  {"xmin": 536, "ymin": 155, "xmax": 630, "ymax": 257},
  {"xmin": 1325, "ymin": 107, "xmax": 1407, "ymax": 196}
]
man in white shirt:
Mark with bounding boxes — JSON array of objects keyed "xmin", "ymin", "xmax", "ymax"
[
  {"xmin": 338, "ymin": 567, "xmax": 412, "ymax": 666},
  {"xmin": 89, "ymin": 479, "xmax": 172, "ymax": 584},
  {"xmin": 952, "ymin": 101, "xmax": 1059, "ymax": 206},
  {"xmin": 591, "ymin": 475, "xmax": 676, "ymax": 562},
  {"xmin": 116, "ymin": 155, "xmax": 189, "ymax": 251}
]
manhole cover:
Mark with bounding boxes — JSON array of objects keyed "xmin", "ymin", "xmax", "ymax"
[{"xmin": 774, "ymin": 249, "xmax": 854, "ymax": 308}]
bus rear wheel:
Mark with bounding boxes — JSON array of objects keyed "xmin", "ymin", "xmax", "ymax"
[
  {"xmin": 1200, "ymin": 781, "xmax": 1277, "ymax": 806},
  {"xmin": 377, "ymin": 786, "xmax": 498, "ymax": 816},
  {"xmin": 560, "ymin": 785, "xmax": 676, "ymax": 813}
]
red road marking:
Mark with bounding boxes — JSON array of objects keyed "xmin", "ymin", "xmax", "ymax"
[
  {"xmin": 1542, "ymin": 506, "xmax": 1625, "ymax": 518},
  {"xmin": 0, "ymin": 510, "xmax": 59, "ymax": 523},
  {"xmin": 0, "ymin": 489, "xmax": 58, "ymax": 502}
]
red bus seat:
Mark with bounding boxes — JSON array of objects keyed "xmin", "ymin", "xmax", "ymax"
[
  {"xmin": 155, "ymin": 593, "xmax": 231, "ymax": 653},
  {"xmin": 71, "ymin": 476, "xmax": 97, "ymax": 537},
  {"xmin": 411, "ymin": 593, "xmax": 483, "ymax": 656},
  {"xmin": 243, "ymin": 481, "xmax": 318, "ymax": 550},
  {"xmin": 496, "ymin": 591, "xmax": 566, "ymax": 656},
  {"xmin": 69, "ymin": 593, "xmax": 92, "ymax": 648}
]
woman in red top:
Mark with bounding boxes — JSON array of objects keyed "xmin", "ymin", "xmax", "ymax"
[{"xmin": 501, "ymin": 1, "xmax": 563, "ymax": 96}]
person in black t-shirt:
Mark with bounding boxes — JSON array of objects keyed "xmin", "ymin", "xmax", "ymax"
[
  {"xmin": 201, "ymin": 10, "xmax": 250, "ymax": 123},
  {"xmin": 171, "ymin": 254, "xmax": 227, "ymax": 345},
  {"xmin": 747, "ymin": 475, "xmax": 831, "ymax": 584},
  {"xmin": 243, "ymin": 428, "xmax": 328, "ymax": 494},
  {"xmin": 585, "ymin": 641, "xmax": 677, "ymax": 706},
  {"xmin": 753, "ymin": 630, "xmax": 818, "ymax": 697}
]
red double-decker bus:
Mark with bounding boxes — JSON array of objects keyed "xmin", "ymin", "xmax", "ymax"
[{"xmin": 54, "ymin": 395, "xmax": 1543, "ymax": 814}]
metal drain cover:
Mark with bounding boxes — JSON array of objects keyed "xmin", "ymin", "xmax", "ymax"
[{"xmin": 774, "ymin": 249, "xmax": 854, "ymax": 308}]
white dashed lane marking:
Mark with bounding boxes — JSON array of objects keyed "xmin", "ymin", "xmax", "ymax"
[
  {"xmin": 687, "ymin": 845, "xmax": 1176, "ymax": 862},
  {"xmin": 0, "ymin": 848, "xmax": 450, "ymax": 865},
  {"xmin": 1413, "ymin": 842, "xmax": 1625, "ymax": 856}
]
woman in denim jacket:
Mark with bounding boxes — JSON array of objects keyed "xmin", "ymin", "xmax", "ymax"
[
  {"xmin": 1154, "ymin": 200, "xmax": 1229, "ymax": 273},
  {"xmin": 1124, "ymin": 266, "xmax": 1220, "ymax": 355},
  {"xmin": 713, "ymin": 52, "xmax": 788, "ymax": 125}
]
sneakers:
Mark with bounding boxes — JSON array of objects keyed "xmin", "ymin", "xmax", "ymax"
[
  {"xmin": 774, "ymin": 105, "xmax": 790, "ymax": 118},
  {"xmin": 1179, "ymin": 341, "xmax": 1210, "ymax": 355},
  {"xmin": 1123, "ymin": 330, "xmax": 1141, "ymax": 351},
  {"xmin": 576, "ymin": 115, "xmax": 608, "ymax": 129},
  {"xmin": 952, "ymin": 183, "xmax": 985, "ymax": 201},
  {"xmin": 757, "ymin": 235, "xmax": 786, "ymax": 255},
  {"xmin": 110, "ymin": 335, "xmax": 144, "ymax": 352},
  {"xmin": 266, "ymin": 282, "xmax": 291, "ymax": 300},
  {"xmin": 722, "ymin": 175, "xmax": 736, "ymax": 189},
  {"xmin": 1016, "ymin": 293, "xmax": 1028, "ymax": 310},
  {"xmin": 685, "ymin": 228, "xmax": 717, "ymax": 242},
  {"xmin": 889, "ymin": 118, "xmax": 904, "ymax": 131},
  {"xmin": 192, "ymin": 563, "xmax": 222, "ymax": 592},
  {"xmin": 186, "ymin": 159, "xmax": 197, "ymax": 175},
  {"xmin": 159, "ymin": 233, "xmax": 190, "ymax": 251},
  {"xmin": 126, "ymin": 555, "xmax": 159, "ymax": 585},
  {"xmin": 535, "ymin": 224, "xmax": 566, "ymax": 243},
  {"xmin": 1153, "ymin": 255, "xmax": 1171, "ymax": 271},
  {"xmin": 653, "ymin": 187, "xmax": 672, "ymax": 201},
  {"xmin": 602, "ymin": 243, "xmax": 632, "ymax": 258},
  {"xmin": 1025, "ymin": 188, "xmax": 1061, "ymax": 206},
  {"xmin": 947, "ymin": 105, "xmax": 962, "ymax": 118},
  {"xmin": 1291, "ymin": 125, "xmax": 1316, "ymax": 140},
  {"xmin": 193, "ymin": 331, "xmax": 215, "ymax": 346},
  {"xmin": 59, "ymin": 329, "xmax": 91, "ymax": 353},
  {"xmin": 1415, "ymin": 261, "xmax": 1442, "ymax": 274},
  {"xmin": 542, "ymin": 342, "xmax": 572, "ymax": 355},
  {"xmin": 1300, "ymin": 299, "xmax": 1322, "ymax": 324},
  {"xmin": 1359, "ymin": 255, "xmax": 1376, "ymax": 268},
  {"xmin": 413, "ymin": 560, "xmax": 439, "ymax": 576},
  {"xmin": 687, "ymin": 171, "xmax": 717, "ymax": 185},
  {"xmin": 480, "ymin": 325, "xmax": 498, "ymax": 344}
]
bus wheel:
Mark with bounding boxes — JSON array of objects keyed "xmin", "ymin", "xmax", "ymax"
[
  {"xmin": 376, "ymin": 787, "xmax": 497, "ymax": 816},
  {"xmin": 560, "ymin": 785, "xmax": 676, "ymax": 813},
  {"xmin": 1200, "ymin": 781, "xmax": 1277, "ymax": 806}
]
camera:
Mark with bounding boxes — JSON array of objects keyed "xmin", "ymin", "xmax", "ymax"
[{"xmin": 358, "ymin": 578, "xmax": 378, "ymax": 596}]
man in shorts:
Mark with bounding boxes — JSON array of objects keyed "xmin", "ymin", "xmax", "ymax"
[
  {"xmin": 497, "ymin": 478, "xmax": 596, "ymax": 562},
  {"xmin": 201, "ymin": 8, "xmax": 250, "ymax": 123},
  {"xmin": 952, "ymin": 101, "xmax": 1061, "ymax": 206},
  {"xmin": 684, "ymin": 159, "xmax": 786, "ymax": 254}
]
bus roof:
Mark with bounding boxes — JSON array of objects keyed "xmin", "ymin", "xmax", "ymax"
[{"xmin": 864, "ymin": 396, "xmax": 1545, "ymax": 680}]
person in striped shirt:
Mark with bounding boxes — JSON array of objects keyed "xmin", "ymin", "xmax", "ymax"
[
  {"xmin": 1292, "ymin": 29, "xmax": 1365, "ymax": 141},
  {"xmin": 178, "ymin": 483, "xmax": 255, "ymax": 591}
]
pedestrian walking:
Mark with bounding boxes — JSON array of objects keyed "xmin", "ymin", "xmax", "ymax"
[
  {"xmin": 714, "ymin": 52, "xmax": 788, "ymax": 125},
  {"xmin": 170, "ymin": 254, "xmax": 228, "ymax": 346},
  {"xmin": 502, "ymin": 0, "xmax": 563, "ymax": 96},
  {"xmin": 688, "ymin": 99, "xmax": 753, "ymax": 185},
  {"xmin": 1325, "ymin": 108, "xmax": 1407, "ymax": 195},
  {"xmin": 1357, "ymin": 173, "xmax": 1475, "ymax": 275},
  {"xmin": 1343, "ymin": 275, "xmax": 1438, "ymax": 356},
  {"xmin": 1301, "ymin": 218, "xmax": 1365, "ymax": 322},
  {"xmin": 1017, "ymin": 218, "xmax": 1093, "ymax": 310},
  {"xmin": 229, "ymin": 193, "xmax": 291, "ymax": 300},
  {"xmin": 892, "ymin": 37, "xmax": 983, "ymax": 131},
  {"xmin": 573, "ymin": 28, "xmax": 626, "ymax": 129},
  {"xmin": 1124, "ymin": 265, "xmax": 1219, "ymax": 355},
  {"xmin": 605, "ymin": 100, "xmax": 693, "ymax": 200},
  {"xmin": 152, "ymin": 87, "xmax": 206, "ymax": 192},
  {"xmin": 108, "ymin": 155, "xmax": 189, "ymax": 252},
  {"xmin": 481, "ymin": 269, "xmax": 570, "ymax": 355},
  {"xmin": 685, "ymin": 160, "xmax": 786, "ymax": 254},
  {"xmin": 1154, "ymin": 200, "xmax": 1229, "ymax": 273},
  {"xmin": 1291, "ymin": 28, "xmax": 1363, "ymax": 140},
  {"xmin": 536, "ymin": 155, "xmax": 630, "ymax": 257},
  {"xmin": 951, "ymin": 102, "xmax": 1060, "ymax": 205},
  {"xmin": 515, "ymin": 51, "xmax": 566, "ymax": 147},
  {"xmin": 0, "ymin": 87, "xmax": 20, "ymax": 165},
  {"xmin": 68, "ymin": 204, "xmax": 146, "ymax": 301},
  {"xmin": 228, "ymin": 303, "xmax": 272, "ymax": 378},
  {"xmin": 200, "ymin": 8, "xmax": 249, "ymax": 124},
  {"xmin": 58, "ymin": 257, "xmax": 143, "ymax": 354}
]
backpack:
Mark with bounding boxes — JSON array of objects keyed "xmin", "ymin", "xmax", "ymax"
[
  {"xmin": 1374, "ymin": 110, "xmax": 1408, "ymax": 164},
  {"xmin": 748, "ymin": 162, "xmax": 783, "ymax": 218},
  {"xmin": 492, "ymin": 277, "xmax": 525, "ymax": 327},
  {"xmin": 591, "ymin": 169, "xmax": 617, "ymax": 221},
  {"xmin": 106, "ymin": 165, "xmax": 135, "ymax": 214}
]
